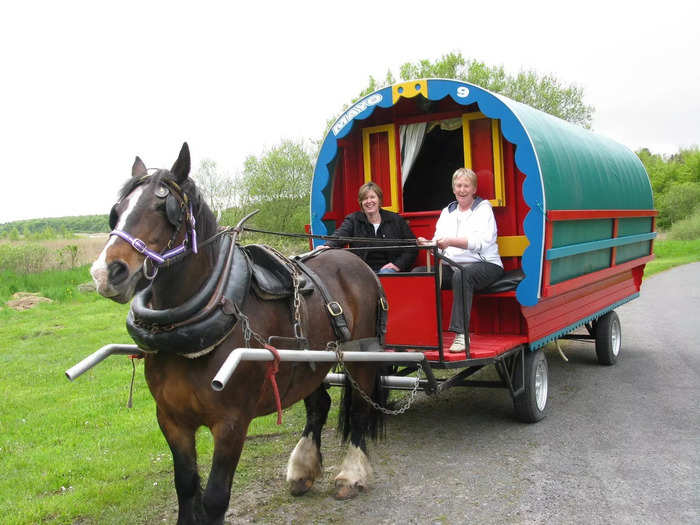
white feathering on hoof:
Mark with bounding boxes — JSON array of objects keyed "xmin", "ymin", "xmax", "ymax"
[
  {"xmin": 334, "ymin": 445, "xmax": 373, "ymax": 489},
  {"xmin": 286, "ymin": 435, "xmax": 322, "ymax": 482}
]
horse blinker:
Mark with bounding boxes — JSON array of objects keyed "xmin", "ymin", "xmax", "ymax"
[
  {"xmin": 109, "ymin": 205, "xmax": 118, "ymax": 230},
  {"xmin": 165, "ymin": 193, "xmax": 182, "ymax": 227}
]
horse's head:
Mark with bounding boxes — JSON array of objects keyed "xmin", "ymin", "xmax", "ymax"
[{"xmin": 91, "ymin": 142, "xmax": 200, "ymax": 303}]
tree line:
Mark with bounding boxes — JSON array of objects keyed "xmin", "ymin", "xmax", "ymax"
[{"xmin": 0, "ymin": 215, "xmax": 108, "ymax": 240}]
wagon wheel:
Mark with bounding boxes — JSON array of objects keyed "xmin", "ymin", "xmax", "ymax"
[
  {"xmin": 594, "ymin": 310, "xmax": 621, "ymax": 366},
  {"xmin": 513, "ymin": 348, "xmax": 548, "ymax": 423}
]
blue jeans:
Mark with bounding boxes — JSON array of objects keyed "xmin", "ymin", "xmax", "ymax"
[{"xmin": 378, "ymin": 267, "xmax": 398, "ymax": 274}]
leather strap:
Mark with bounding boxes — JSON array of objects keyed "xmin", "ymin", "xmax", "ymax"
[{"xmin": 293, "ymin": 258, "xmax": 352, "ymax": 342}]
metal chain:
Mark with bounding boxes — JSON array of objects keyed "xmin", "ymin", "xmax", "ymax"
[
  {"xmin": 263, "ymin": 246, "xmax": 305, "ymax": 341},
  {"xmin": 237, "ymin": 308, "xmax": 267, "ymax": 349},
  {"xmin": 232, "ymin": 256, "xmax": 420, "ymax": 416},
  {"xmin": 291, "ymin": 270, "xmax": 303, "ymax": 339},
  {"xmin": 328, "ymin": 341, "xmax": 422, "ymax": 416}
]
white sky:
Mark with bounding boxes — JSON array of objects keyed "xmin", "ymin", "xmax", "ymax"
[{"xmin": 1, "ymin": 0, "xmax": 698, "ymax": 223}]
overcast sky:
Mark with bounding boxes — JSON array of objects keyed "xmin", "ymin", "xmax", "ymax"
[{"xmin": 1, "ymin": 0, "xmax": 698, "ymax": 223}]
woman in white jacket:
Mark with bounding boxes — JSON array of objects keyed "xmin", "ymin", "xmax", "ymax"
[{"xmin": 418, "ymin": 168, "xmax": 504, "ymax": 352}]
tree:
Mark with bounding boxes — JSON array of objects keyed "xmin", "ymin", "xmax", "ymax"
[
  {"xmin": 237, "ymin": 140, "xmax": 314, "ymax": 233},
  {"xmin": 638, "ymin": 146, "xmax": 700, "ymax": 194},
  {"xmin": 192, "ymin": 159, "xmax": 237, "ymax": 218},
  {"xmin": 354, "ymin": 52, "xmax": 594, "ymax": 128},
  {"xmin": 638, "ymin": 145, "xmax": 700, "ymax": 229}
]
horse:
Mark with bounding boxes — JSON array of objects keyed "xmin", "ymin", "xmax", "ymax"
[{"xmin": 90, "ymin": 142, "xmax": 388, "ymax": 525}]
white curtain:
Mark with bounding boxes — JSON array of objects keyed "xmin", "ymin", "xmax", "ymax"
[{"xmin": 399, "ymin": 122, "xmax": 427, "ymax": 188}]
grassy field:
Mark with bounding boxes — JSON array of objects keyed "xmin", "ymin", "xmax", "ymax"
[
  {"xmin": 1, "ymin": 237, "xmax": 698, "ymax": 523},
  {"xmin": 0, "ymin": 270, "xmax": 333, "ymax": 524}
]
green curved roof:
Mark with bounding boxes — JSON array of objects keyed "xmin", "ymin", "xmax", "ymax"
[{"xmin": 501, "ymin": 98, "xmax": 654, "ymax": 210}]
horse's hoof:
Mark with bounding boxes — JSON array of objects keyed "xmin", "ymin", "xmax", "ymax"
[
  {"xmin": 289, "ymin": 478, "xmax": 314, "ymax": 497},
  {"xmin": 334, "ymin": 482, "xmax": 361, "ymax": 500}
]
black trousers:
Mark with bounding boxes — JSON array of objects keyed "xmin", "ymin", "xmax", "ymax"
[{"xmin": 441, "ymin": 262, "xmax": 504, "ymax": 334}]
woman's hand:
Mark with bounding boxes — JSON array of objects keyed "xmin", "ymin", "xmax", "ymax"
[
  {"xmin": 436, "ymin": 237, "xmax": 450, "ymax": 250},
  {"xmin": 416, "ymin": 237, "xmax": 434, "ymax": 246},
  {"xmin": 380, "ymin": 262, "xmax": 400, "ymax": 272},
  {"xmin": 435, "ymin": 237, "xmax": 467, "ymax": 250}
]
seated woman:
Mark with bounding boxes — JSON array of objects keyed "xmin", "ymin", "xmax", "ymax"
[
  {"xmin": 325, "ymin": 181, "xmax": 417, "ymax": 273},
  {"xmin": 417, "ymin": 168, "xmax": 503, "ymax": 352}
]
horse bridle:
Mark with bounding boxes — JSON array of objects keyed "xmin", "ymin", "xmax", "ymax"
[{"xmin": 109, "ymin": 176, "xmax": 198, "ymax": 280}]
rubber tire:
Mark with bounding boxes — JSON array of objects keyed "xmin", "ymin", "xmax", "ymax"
[
  {"xmin": 513, "ymin": 349, "xmax": 548, "ymax": 423},
  {"xmin": 595, "ymin": 310, "xmax": 621, "ymax": 366}
]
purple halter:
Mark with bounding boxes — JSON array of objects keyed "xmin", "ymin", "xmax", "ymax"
[{"xmin": 110, "ymin": 196, "xmax": 198, "ymax": 274}]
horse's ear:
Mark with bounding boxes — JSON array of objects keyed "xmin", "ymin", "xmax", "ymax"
[
  {"xmin": 132, "ymin": 156, "xmax": 148, "ymax": 178},
  {"xmin": 171, "ymin": 142, "xmax": 191, "ymax": 184}
]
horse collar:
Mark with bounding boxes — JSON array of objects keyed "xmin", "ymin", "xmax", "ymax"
[{"xmin": 126, "ymin": 235, "xmax": 251, "ymax": 356}]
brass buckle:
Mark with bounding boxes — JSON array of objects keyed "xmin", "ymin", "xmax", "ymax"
[
  {"xmin": 380, "ymin": 297, "xmax": 389, "ymax": 311},
  {"xmin": 327, "ymin": 302, "xmax": 343, "ymax": 316}
]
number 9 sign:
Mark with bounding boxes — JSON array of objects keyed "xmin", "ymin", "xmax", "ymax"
[{"xmin": 456, "ymin": 86, "xmax": 470, "ymax": 98}]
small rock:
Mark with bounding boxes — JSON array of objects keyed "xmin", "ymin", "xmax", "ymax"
[{"xmin": 78, "ymin": 282, "xmax": 96, "ymax": 293}]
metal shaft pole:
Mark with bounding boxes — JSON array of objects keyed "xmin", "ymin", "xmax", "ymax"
[
  {"xmin": 211, "ymin": 348, "xmax": 425, "ymax": 391},
  {"xmin": 65, "ymin": 344, "xmax": 144, "ymax": 381}
]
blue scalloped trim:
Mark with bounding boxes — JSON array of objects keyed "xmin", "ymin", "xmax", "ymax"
[
  {"xmin": 527, "ymin": 293, "xmax": 639, "ymax": 351},
  {"xmin": 311, "ymin": 88, "xmax": 393, "ymax": 246},
  {"xmin": 310, "ymin": 80, "xmax": 546, "ymax": 307}
]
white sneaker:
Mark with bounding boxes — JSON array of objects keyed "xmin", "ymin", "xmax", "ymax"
[{"xmin": 449, "ymin": 333, "xmax": 467, "ymax": 353}]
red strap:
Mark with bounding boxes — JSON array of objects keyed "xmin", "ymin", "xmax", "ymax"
[{"xmin": 264, "ymin": 344, "xmax": 283, "ymax": 425}]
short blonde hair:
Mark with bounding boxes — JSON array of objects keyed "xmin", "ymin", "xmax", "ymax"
[
  {"xmin": 452, "ymin": 168, "xmax": 478, "ymax": 189},
  {"xmin": 358, "ymin": 181, "xmax": 383, "ymax": 206}
]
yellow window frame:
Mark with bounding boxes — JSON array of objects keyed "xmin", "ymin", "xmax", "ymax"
[
  {"xmin": 362, "ymin": 124, "xmax": 399, "ymax": 212},
  {"xmin": 461, "ymin": 113, "xmax": 506, "ymax": 207}
]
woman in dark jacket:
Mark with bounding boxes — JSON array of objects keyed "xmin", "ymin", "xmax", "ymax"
[{"xmin": 326, "ymin": 182, "xmax": 417, "ymax": 273}]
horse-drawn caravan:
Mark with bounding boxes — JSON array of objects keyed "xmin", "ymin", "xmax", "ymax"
[
  {"xmin": 311, "ymin": 78, "xmax": 657, "ymax": 420},
  {"xmin": 66, "ymin": 78, "xmax": 656, "ymax": 523}
]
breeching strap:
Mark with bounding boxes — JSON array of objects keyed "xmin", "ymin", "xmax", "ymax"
[{"xmin": 264, "ymin": 343, "xmax": 283, "ymax": 425}]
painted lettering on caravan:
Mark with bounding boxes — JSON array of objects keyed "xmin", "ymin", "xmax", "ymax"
[{"xmin": 332, "ymin": 93, "xmax": 383, "ymax": 136}]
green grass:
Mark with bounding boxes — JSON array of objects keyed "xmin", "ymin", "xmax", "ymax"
[
  {"xmin": 0, "ymin": 267, "xmax": 335, "ymax": 524},
  {"xmin": 643, "ymin": 238, "xmax": 700, "ymax": 278},
  {"xmin": 0, "ymin": 266, "xmax": 93, "ymax": 303}
]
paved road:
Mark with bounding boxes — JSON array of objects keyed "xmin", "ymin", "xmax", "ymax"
[{"xmin": 228, "ymin": 264, "xmax": 699, "ymax": 524}]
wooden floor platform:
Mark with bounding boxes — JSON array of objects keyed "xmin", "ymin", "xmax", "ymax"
[{"xmin": 386, "ymin": 332, "xmax": 527, "ymax": 363}]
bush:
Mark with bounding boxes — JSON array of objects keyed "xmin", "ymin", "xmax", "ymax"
[
  {"xmin": 219, "ymin": 201, "xmax": 311, "ymax": 255},
  {"xmin": 656, "ymin": 181, "xmax": 700, "ymax": 229},
  {"xmin": 668, "ymin": 208, "xmax": 700, "ymax": 240},
  {"xmin": 56, "ymin": 244, "xmax": 80, "ymax": 269},
  {"xmin": 0, "ymin": 243, "xmax": 50, "ymax": 273}
]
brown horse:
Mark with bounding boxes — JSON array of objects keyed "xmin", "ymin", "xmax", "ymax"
[{"xmin": 90, "ymin": 143, "xmax": 387, "ymax": 525}]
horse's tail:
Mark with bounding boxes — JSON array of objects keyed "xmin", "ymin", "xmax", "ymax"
[
  {"xmin": 338, "ymin": 286, "xmax": 390, "ymax": 443},
  {"xmin": 338, "ymin": 368, "xmax": 388, "ymax": 443}
]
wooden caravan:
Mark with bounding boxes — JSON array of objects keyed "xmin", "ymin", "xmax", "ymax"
[{"xmin": 310, "ymin": 78, "xmax": 656, "ymax": 418}]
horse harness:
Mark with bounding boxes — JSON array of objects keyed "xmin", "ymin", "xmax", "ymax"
[{"xmin": 126, "ymin": 237, "xmax": 387, "ymax": 358}]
